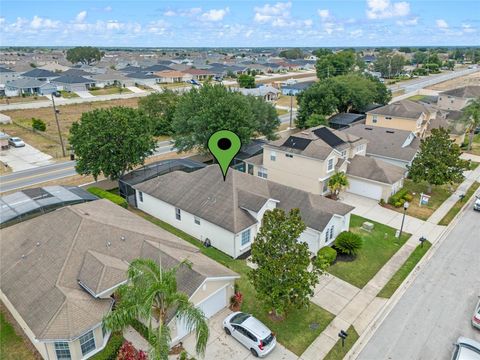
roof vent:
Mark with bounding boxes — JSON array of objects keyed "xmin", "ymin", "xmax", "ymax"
[
  {"xmin": 21, "ymin": 254, "xmax": 26, "ymax": 259},
  {"xmin": 386, "ymin": 130, "xmax": 395, "ymax": 134},
  {"xmin": 106, "ymin": 241, "xmax": 111, "ymax": 247},
  {"xmin": 120, "ymin": 236, "xmax": 126, "ymax": 241},
  {"xmin": 365, "ymin": 127, "xmax": 373, "ymax": 130},
  {"xmin": 36, "ymin": 242, "xmax": 40, "ymax": 247}
]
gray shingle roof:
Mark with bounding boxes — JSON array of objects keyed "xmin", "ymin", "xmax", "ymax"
[
  {"xmin": 53, "ymin": 75, "xmax": 94, "ymax": 84},
  {"xmin": 22, "ymin": 68, "xmax": 58, "ymax": 78},
  {"xmin": 135, "ymin": 166, "xmax": 354, "ymax": 233},
  {"xmin": 347, "ymin": 156, "xmax": 406, "ymax": 184},
  {"xmin": 367, "ymin": 100, "xmax": 430, "ymax": 119},
  {"xmin": 125, "ymin": 72, "xmax": 160, "ymax": 79},
  {"xmin": 0, "ymin": 199, "xmax": 237, "ymax": 341},
  {"xmin": 0, "ymin": 66, "xmax": 14, "ymax": 73},
  {"xmin": 4, "ymin": 78, "xmax": 49, "ymax": 89},
  {"xmin": 440, "ymin": 86, "xmax": 480, "ymax": 98},
  {"xmin": 341, "ymin": 124, "xmax": 419, "ymax": 162}
]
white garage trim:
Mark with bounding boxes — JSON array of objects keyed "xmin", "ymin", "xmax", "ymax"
[{"xmin": 347, "ymin": 177, "xmax": 383, "ymax": 200}]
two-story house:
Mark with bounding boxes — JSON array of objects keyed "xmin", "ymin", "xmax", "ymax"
[
  {"xmin": 437, "ymin": 86, "xmax": 480, "ymax": 111},
  {"xmin": 365, "ymin": 99, "xmax": 434, "ymax": 138},
  {"xmin": 245, "ymin": 126, "xmax": 406, "ymax": 202}
]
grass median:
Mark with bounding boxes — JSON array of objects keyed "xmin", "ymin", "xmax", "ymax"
[
  {"xmin": 438, "ymin": 181, "xmax": 480, "ymax": 226},
  {"xmin": 377, "ymin": 241, "xmax": 432, "ymax": 298},
  {"xmin": 323, "ymin": 325, "xmax": 359, "ymax": 360}
]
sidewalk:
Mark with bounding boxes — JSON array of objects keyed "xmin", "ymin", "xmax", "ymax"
[{"xmin": 300, "ymin": 165, "xmax": 480, "ymax": 360}]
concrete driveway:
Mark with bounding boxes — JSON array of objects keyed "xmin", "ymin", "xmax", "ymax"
[
  {"xmin": 181, "ymin": 308, "xmax": 298, "ymax": 360},
  {"xmin": 0, "ymin": 143, "xmax": 53, "ymax": 171}
]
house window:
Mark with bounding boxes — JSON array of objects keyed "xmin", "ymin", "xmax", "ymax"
[
  {"xmin": 79, "ymin": 330, "xmax": 96, "ymax": 356},
  {"xmin": 285, "ymin": 153, "xmax": 293, "ymax": 158},
  {"xmin": 241, "ymin": 229, "xmax": 251, "ymax": 246},
  {"xmin": 270, "ymin": 151, "xmax": 277, "ymax": 161},
  {"xmin": 138, "ymin": 191, "xmax": 143, "ymax": 202},
  {"xmin": 175, "ymin": 208, "xmax": 181, "ymax": 221},
  {"xmin": 327, "ymin": 158, "xmax": 334, "ymax": 172},
  {"xmin": 356, "ymin": 144, "xmax": 365, "ymax": 153},
  {"xmin": 54, "ymin": 342, "xmax": 71, "ymax": 360},
  {"xmin": 341, "ymin": 150, "xmax": 347, "ymax": 158},
  {"xmin": 329, "ymin": 225, "xmax": 335, "ymax": 240},
  {"xmin": 385, "ymin": 116, "xmax": 392, "ymax": 120},
  {"xmin": 258, "ymin": 167, "xmax": 268, "ymax": 179},
  {"xmin": 372, "ymin": 115, "xmax": 378, "ymax": 123},
  {"xmin": 194, "ymin": 216, "xmax": 201, "ymax": 225}
]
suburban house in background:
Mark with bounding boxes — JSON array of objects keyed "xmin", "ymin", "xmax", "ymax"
[
  {"xmin": 281, "ymin": 80, "xmax": 316, "ymax": 96},
  {"xmin": 244, "ymin": 126, "xmax": 407, "ymax": 202},
  {"xmin": 124, "ymin": 72, "xmax": 161, "ymax": 87},
  {"xmin": 0, "ymin": 66, "xmax": 18, "ymax": 85},
  {"xmin": 428, "ymin": 109, "xmax": 467, "ymax": 144},
  {"xmin": 53, "ymin": 75, "xmax": 96, "ymax": 92},
  {"xmin": 341, "ymin": 124, "xmax": 420, "ymax": 169},
  {"xmin": 134, "ymin": 165, "xmax": 354, "ymax": 258},
  {"xmin": 4, "ymin": 78, "xmax": 57, "ymax": 97},
  {"xmin": 181, "ymin": 68, "xmax": 215, "ymax": 81},
  {"xmin": 237, "ymin": 85, "xmax": 280, "ymax": 102},
  {"xmin": 365, "ymin": 99, "xmax": 434, "ymax": 138},
  {"xmin": 0, "ymin": 199, "xmax": 238, "ymax": 360},
  {"xmin": 21, "ymin": 68, "xmax": 59, "ymax": 82},
  {"xmin": 154, "ymin": 70, "xmax": 192, "ymax": 83},
  {"xmin": 437, "ymin": 86, "xmax": 480, "ymax": 111},
  {"xmin": 328, "ymin": 113, "xmax": 366, "ymax": 130}
]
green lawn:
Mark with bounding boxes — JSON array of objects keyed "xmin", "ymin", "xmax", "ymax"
[
  {"xmin": 438, "ymin": 181, "xmax": 480, "ymax": 225},
  {"xmin": 276, "ymin": 108, "xmax": 288, "ymax": 116},
  {"xmin": 469, "ymin": 161, "xmax": 480, "ymax": 171},
  {"xmin": 389, "ymin": 179, "xmax": 457, "ymax": 220},
  {"xmin": 59, "ymin": 90, "xmax": 79, "ymax": 98},
  {"xmin": 134, "ymin": 210, "xmax": 335, "ymax": 356},
  {"xmin": 408, "ymin": 95, "xmax": 428, "ymax": 102},
  {"xmin": 323, "ymin": 325, "xmax": 359, "ymax": 360},
  {"xmin": 462, "ymin": 133, "xmax": 480, "ymax": 156},
  {"xmin": 89, "ymin": 87, "xmax": 132, "ymax": 96},
  {"xmin": 377, "ymin": 241, "xmax": 432, "ymax": 298},
  {"xmin": 328, "ymin": 215, "xmax": 411, "ymax": 289},
  {"xmin": 0, "ymin": 311, "xmax": 36, "ymax": 360}
]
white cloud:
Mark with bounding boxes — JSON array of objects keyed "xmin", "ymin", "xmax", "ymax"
[
  {"xmin": 164, "ymin": 10, "xmax": 176, "ymax": 17},
  {"xmin": 245, "ymin": 29, "xmax": 254, "ymax": 38},
  {"xmin": 366, "ymin": 0, "xmax": 410, "ymax": 19},
  {"xmin": 318, "ymin": 9, "xmax": 330, "ymax": 19},
  {"xmin": 106, "ymin": 20, "xmax": 121, "ymax": 30},
  {"xmin": 396, "ymin": 17, "xmax": 418, "ymax": 26},
  {"xmin": 304, "ymin": 19, "xmax": 313, "ymax": 27},
  {"xmin": 75, "ymin": 10, "xmax": 87, "ymax": 23},
  {"xmin": 30, "ymin": 15, "xmax": 60, "ymax": 29},
  {"xmin": 436, "ymin": 19, "xmax": 448, "ymax": 29},
  {"xmin": 462, "ymin": 24, "xmax": 476, "ymax": 33},
  {"xmin": 147, "ymin": 20, "xmax": 169, "ymax": 34},
  {"xmin": 201, "ymin": 8, "xmax": 229, "ymax": 22},
  {"xmin": 254, "ymin": 2, "xmax": 292, "ymax": 24},
  {"xmin": 104, "ymin": 6, "xmax": 112, "ymax": 12},
  {"xmin": 350, "ymin": 29, "xmax": 363, "ymax": 37}
]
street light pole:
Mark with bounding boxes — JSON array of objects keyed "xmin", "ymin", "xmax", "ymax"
[
  {"xmin": 399, "ymin": 201, "xmax": 410, "ymax": 238},
  {"xmin": 51, "ymin": 94, "xmax": 66, "ymax": 157}
]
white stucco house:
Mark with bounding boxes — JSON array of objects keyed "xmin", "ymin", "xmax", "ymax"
[{"xmin": 134, "ymin": 166, "xmax": 354, "ymax": 258}]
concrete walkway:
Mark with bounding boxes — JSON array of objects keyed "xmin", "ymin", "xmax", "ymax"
[{"xmin": 300, "ymin": 165, "xmax": 480, "ymax": 360}]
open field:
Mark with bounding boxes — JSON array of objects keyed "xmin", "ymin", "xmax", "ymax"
[
  {"xmin": 0, "ymin": 96, "xmax": 48, "ymax": 104},
  {"xmin": 275, "ymin": 94, "xmax": 298, "ymax": 108},
  {"xmin": 89, "ymin": 87, "xmax": 132, "ymax": 96},
  {"xmin": 427, "ymin": 70, "xmax": 480, "ymax": 91},
  {"xmin": 2, "ymin": 97, "xmax": 140, "ymax": 157}
]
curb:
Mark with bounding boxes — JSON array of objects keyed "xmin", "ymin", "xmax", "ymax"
[{"xmin": 344, "ymin": 190, "xmax": 478, "ymax": 360}]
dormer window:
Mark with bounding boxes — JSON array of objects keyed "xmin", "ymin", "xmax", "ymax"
[{"xmin": 327, "ymin": 158, "xmax": 334, "ymax": 172}]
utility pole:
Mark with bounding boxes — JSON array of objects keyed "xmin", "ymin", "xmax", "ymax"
[
  {"xmin": 51, "ymin": 94, "xmax": 66, "ymax": 157},
  {"xmin": 289, "ymin": 91, "xmax": 293, "ymax": 129}
]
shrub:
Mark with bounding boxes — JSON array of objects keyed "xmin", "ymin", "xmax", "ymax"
[
  {"xmin": 317, "ymin": 246, "xmax": 337, "ymax": 265},
  {"xmin": 389, "ymin": 188, "xmax": 412, "ymax": 207},
  {"xmin": 335, "ymin": 231, "xmax": 363, "ymax": 256},
  {"xmin": 87, "ymin": 187, "xmax": 128, "ymax": 208},
  {"xmin": 32, "ymin": 117, "xmax": 46, "ymax": 132},
  {"xmin": 90, "ymin": 333, "xmax": 124, "ymax": 360},
  {"xmin": 404, "ymin": 193, "xmax": 413, "ymax": 202},
  {"xmin": 117, "ymin": 341, "xmax": 147, "ymax": 360}
]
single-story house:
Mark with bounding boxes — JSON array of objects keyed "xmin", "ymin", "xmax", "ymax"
[
  {"xmin": 90, "ymin": 71, "xmax": 134, "ymax": 88},
  {"xmin": 38, "ymin": 63, "xmax": 71, "ymax": 72},
  {"xmin": 154, "ymin": 70, "xmax": 192, "ymax": 83},
  {"xmin": 0, "ymin": 66, "xmax": 18, "ymax": 85},
  {"xmin": 134, "ymin": 165, "xmax": 354, "ymax": 258},
  {"xmin": 437, "ymin": 86, "xmax": 480, "ymax": 111},
  {"xmin": 181, "ymin": 68, "xmax": 215, "ymax": 81},
  {"xmin": 341, "ymin": 124, "xmax": 419, "ymax": 168},
  {"xmin": 0, "ymin": 199, "xmax": 238, "ymax": 360},
  {"xmin": 329, "ymin": 113, "xmax": 366, "ymax": 130},
  {"xmin": 21, "ymin": 68, "xmax": 59, "ymax": 82},
  {"xmin": 4, "ymin": 78, "xmax": 57, "ymax": 97},
  {"xmin": 61, "ymin": 68, "xmax": 93, "ymax": 77},
  {"xmin": 345, "ymin": 154, "xmax": 407, "ymax": 201},
  {"xmin": 281, "ymin": 81, "xmax": 316, "ymax": 96},
  {"xmin": 125, "ymin": 72, "xmax": 161, "ymax": 87},
  {"xmin": 143, "ymin": 64, "xmax": 173, "ymax": 73},
  {"xmin": 52, "ymin": 75, "xmax": 96, "ymax": 92},
  {"xmin": 238, "ymin": 85, "xmax": 280, "ymax": 102}
]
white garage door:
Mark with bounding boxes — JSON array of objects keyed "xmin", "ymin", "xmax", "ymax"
[
  {"xmin": 347, "ymin": 178, "xmax": 383, "ymax": 200},
  {"xmin": 176, "ymin": 285, "xmax": 227, "ymax": 340}
]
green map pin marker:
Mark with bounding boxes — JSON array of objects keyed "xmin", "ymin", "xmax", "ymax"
[{"xmin": 208, "ymin": 130, "xmax": 242, "ymax": 181}]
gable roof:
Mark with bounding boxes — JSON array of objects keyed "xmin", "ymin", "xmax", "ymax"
[
  {"xmin": 367, "ymin": 100, "xmax": 430, "ymax": 119},
  {"xmin": 135, "ymin": 166, "xmax": 354, "ymax": 234},
  {"xmin": 143, "ymin": 64, "xmax": 173, "ymax": 72},
  {"xmin": 347, "ymin": 156, "xmax": 406, "ymax": 184},
  {"xmin": 61, "ymin": 69, "xmax": 92, "ymax": 77},
  {"xmin": 329, "ymin": 113, "xmax": 366, "ymax": 127},
  {"xmin": 22, "ymin": 68, "xmax": 58, "ymax": 78},
  {"xmin": 0, "ymin": 199, "xmax": 237, "ymax": 341},
  {"xmin": 53, "ymin": 75, "xmax": 94, "ymax": 84},
  {"xmin": 267, "ymin": 126, "xmax": 366, "ymax": 160},
  {"xmin": 4, "ymin": 78, "xmax": 50, "ymax": 89},
  {"xmin": 0, "ymin": 66, "xmax": 14, "ymax": 73},
  {"xmin": 440, "ymin": 86, "xmax": 480, "ymax": 99},
  {"xmin": 341, "ymin": 124, "xmax": 419, "ymax": 162},
  {"xmin": 125, "ymin": 72, "xmax": 159, "ymax": 79}
]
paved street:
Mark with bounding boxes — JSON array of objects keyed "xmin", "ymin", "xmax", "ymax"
[{"xmin": 357, "ymin": 199, "xmax": 480, "ymax": 360}]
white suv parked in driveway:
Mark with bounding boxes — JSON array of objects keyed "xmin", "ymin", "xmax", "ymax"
[
  {"xmin": 223, "ymin": 312, "xmax": 276, "ymax": 357},
  {"xmin": 474, "ymin": 196, "xmax": 480, "ymax": 212}
]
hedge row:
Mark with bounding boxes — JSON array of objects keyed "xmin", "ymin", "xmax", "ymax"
[
  {"xmin": 388, "ymin": 188, "xmax": 413, "ymax": 208},
  {"xmin": 90, "ymin": 333, "xmax": 124, "ymax": 360},
  {"xmin": 87, "ymin": 187, "xmax": 128, "ymax": 208}
]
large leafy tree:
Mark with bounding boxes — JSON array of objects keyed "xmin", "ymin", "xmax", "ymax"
[
  {"xmin": 407, "ymin": 128, "xmax": 469, "ymax": 192},
  {"xmin": 103, "ymin": 259, "xmax": 209, "ymax": 360},
  {"xmin": 316, "ymin": 50, "xmax": 356, "ymax": 79},
  {"xmin": 172, "ymin": 84, "xmax": 279, "ymax": 152},
  {"xmin": 296, "ymin": 74, "xmax": 391, "ymax": 128},
  {"xmin": 373, "ymin": 54, "xmax": 406, "ymax": 78},
  {"xmin": 328, "ymin": 172, "xmax": 349, "ymax": 200},
  {"xmin": 69, "ymin": 107, "xmax": 156, "ymax": 180},
  {"xmin": 66, "ymin": 46, "xmax": 103, "ymax": 65},
  {"xmin": 138, "ymin": 90, "xmax": 180, "ymax": 136},
  {"xmin": 237, "ymin": 74, "xmax": 256, "ymax": 88},
  {"xmin": 461, "ymin": 98, "xmax": 480, "ymax": 151},
  {"xmin": 249, "ymin": 208, "xmax": 326, "ymax": 316},
  {"xmin": 279, "ymin": 48, "xmax": 304, "ymax": 59}
]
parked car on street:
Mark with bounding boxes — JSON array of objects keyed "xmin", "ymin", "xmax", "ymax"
[
  {"xmin": 451, "ymin": 337, "xmax": 480, "ymax": 360},
  {"xmin": 186, "ymin": 79, "xmax": 201, "ymax": 86},
  {"xmin": 223, "ymin": 312, "xmax": 276, "ymax": 357},
  {"xmin": 474, "ymin": 196, "xmax": 480, "ymax": 212},
  {"xmin": 473, "ymin": 297, "xmax": 480, "ymax": 329},
  {"xmin": 8, "ymin": 137, "xmax": 25, "ymax": 148}
]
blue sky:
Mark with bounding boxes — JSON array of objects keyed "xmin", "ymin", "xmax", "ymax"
[{"xmin": 1, "ymin": 1, "xmax": 479, "ymax": 47}]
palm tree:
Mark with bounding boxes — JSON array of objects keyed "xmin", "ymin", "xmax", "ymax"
[
  {"xmin": 103, "ymin": 259, "xmax": 209, "ymax": 360},
  {"xmin": 327, "ymin": 172, "xmax": 349, "ymax": 200},
  {"xmin": 461, "ymin": 98, "xmax": 480, "ymax": 151}
]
